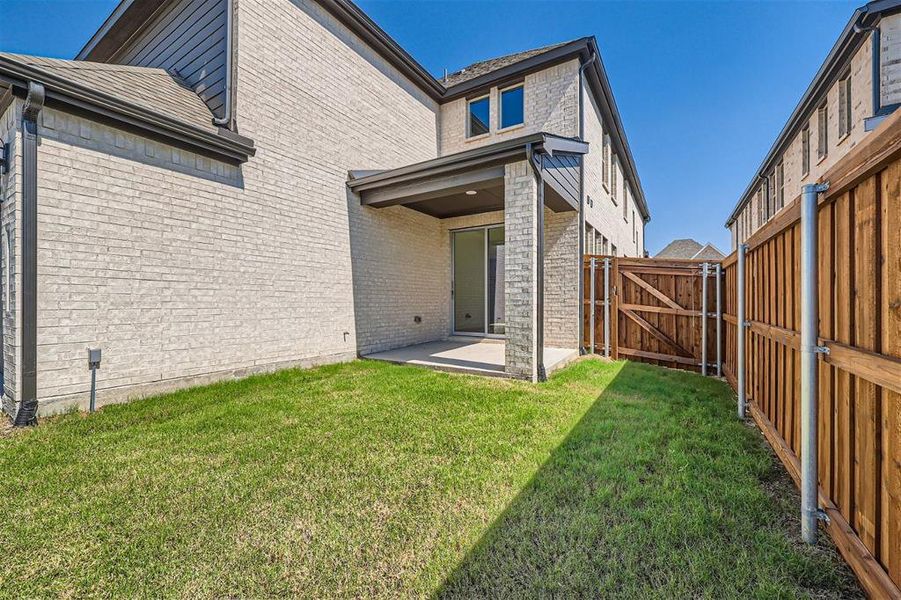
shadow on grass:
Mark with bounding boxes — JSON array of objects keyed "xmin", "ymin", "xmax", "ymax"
[{"xmin": 437, "ymin": 361, "xmax": 861, "ymax": 599}]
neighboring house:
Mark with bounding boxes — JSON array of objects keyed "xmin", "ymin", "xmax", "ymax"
[
  {"xmin": 726, "ymin": 0, "xmax": 901, "ymax": 249},
  {"xmin": 655, "ymin": 239, "xmax": 725, "ymax": 260},
  {"xmin": 0, "ymin": 0, "xmax": 649, "ymax": 421}
]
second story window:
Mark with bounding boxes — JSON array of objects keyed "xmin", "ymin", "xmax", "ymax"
[
  {"xmin": 776, "ymin": 160, "xmax": 784, "ymax": 210},
  {"xmin": 602, "ymin": 134, "xmax": 610, "ymax": 188},
  {"xmin": 467, "ymin": 95, "xmax": 490, "ymax": 138},
  {"xmin": 611, "ymin": 155, "xmax": 619, "ymax": 204},
  {"xmin": 623, "ymin": 183, "xmax": 629, "ymax": 220},
  {"xmin": 839, "ymin": 73, "xmax": 852, "ymax": 139},
  {"xmin": 499, "ymin": 84, "xmax": 524, "ymax": 130},
  {"xmin": 817, "ymin": 103, "xmax": 828, "ymax": 160},
  {"xmin": 801, "ymin": 125, "xmax": 810, "ymax": 177}
]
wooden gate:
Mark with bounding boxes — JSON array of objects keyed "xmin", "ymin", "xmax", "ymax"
[{"xmin": 583, "ymin": 257, "xmax": 722, "ymax": 373}]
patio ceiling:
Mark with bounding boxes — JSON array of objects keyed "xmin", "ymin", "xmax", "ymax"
[{"xmin": 348, "ymin": 132, "xmax": 588, "ymax": 218}]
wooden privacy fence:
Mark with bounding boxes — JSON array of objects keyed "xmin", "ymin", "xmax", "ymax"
[
  {"xmin": 719, "ymin": 110, "xmax": 901, "ymax": 598},
  {"xmin": 582, "ymin": 257, "xmax": 722, "ymax": 374},
  {"xmin": 583, "ymin": 111, "xmax": 901, "ymax": 597}
]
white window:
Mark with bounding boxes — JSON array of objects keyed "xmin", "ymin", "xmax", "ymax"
[
  {"xmin": 839, "ymin": 73, "xmax": 852, "ymax": 139},
  {"xmin": 498, "ymin": 84, "xmax": 524, "ymax": 130},
  {"xmin": 623, "ymin": 183, "xmax": 629, "ymax": 220},
  {"xmin": 632, "ymin": 211, "xmax": 636, "ymax": 243},
  {"xmin": 817, "ymin": 103, "xmax": 828, "ymax": 160},
  {"xmin": 467, "ymin": 95, "xmax": 490, "ymax": 138}
]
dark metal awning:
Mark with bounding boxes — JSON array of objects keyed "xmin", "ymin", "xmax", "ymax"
[{"xmin": 348, "ymin": 132, "xmax": 588, "ymax": 218}]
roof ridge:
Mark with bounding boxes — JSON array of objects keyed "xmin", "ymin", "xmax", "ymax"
[{"xmin": 443, "ymin": 38, "xmax": 583, "ymax": 84}]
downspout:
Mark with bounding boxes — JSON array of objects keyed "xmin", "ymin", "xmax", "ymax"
[
  {"xmin": 14, "ymin": 82, "xmax": 44, "ymax": 427},
  {"xmin": 577, "ymin": 53, "xmax": 597, "ymax": 355},
  {"xmin": 526, "ymin": 143, "xmax": 546, "ymax": 382},
  {"xmin": 213, "ymin": 0, "xmax": 235, "ymax": 128}
]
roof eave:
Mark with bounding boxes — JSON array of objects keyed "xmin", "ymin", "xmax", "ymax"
[
  {"xmin": 724, "ymin": 0, "xmax": 901, "ymax": 226},
  {"xmin": 347, "ymin": 132, "xmax": 588, "ymax": 191},
  {"xmin": 0, "ymin": 57, "xmax": 255, "ymax": 163}
]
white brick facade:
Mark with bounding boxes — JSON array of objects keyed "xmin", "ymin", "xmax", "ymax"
[{"xmin": 0, "ymin": 0, "xmax": 647, "ymax": 415}]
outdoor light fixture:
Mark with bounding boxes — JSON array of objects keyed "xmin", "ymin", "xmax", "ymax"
[{"xmin": 465, "ymin": 190, "xmax": 477, "ymax": 195}]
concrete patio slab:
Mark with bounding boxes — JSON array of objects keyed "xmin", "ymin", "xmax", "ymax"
[{"xmin": 363, "ymin": 338, "xmax": 578, "ymax": 378}]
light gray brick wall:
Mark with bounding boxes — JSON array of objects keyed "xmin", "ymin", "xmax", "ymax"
[
  {"xmin": 0, "ymin": 100, "xmax": 20, "ymax": 416},
  {"xmin": 733, "ymin": 28, "xmax": 874, "ymax": 248},
  {"xmin": 503, "ymin": 160, "xmax": 537, "ymax": 381},
  {"xmin": 582, "ymin": 83, "xmax": 642, "ymax": 257},
  {"xmin": 26, "ymin": 0, "xmax": 445, "ymax": 414},
  {"xmin": 543, "ymin": 208, "xmax": 579, "ymax": 347},
  {"xmin": 439, "ymin": 60, "xmax": 580, "ymax": 156},
  {"xmin": 237, "ymin": 0, "xmax": 445, "ymax": 359}
]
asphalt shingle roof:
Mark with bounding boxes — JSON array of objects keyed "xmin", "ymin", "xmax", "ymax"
[
  {"xmin": 655, "ymin": 239, "xmax": 725, "ymax": 259},
  {"xmin": 0, "ymin": 54, "xmax": 216, "ymax": 134},
  {"xmin": 442, "ymin": 41, "xmax": 575, "ymax": 88}
]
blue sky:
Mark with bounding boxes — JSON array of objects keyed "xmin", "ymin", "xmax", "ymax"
[{"xmin": 0, "ymin": 0, "xmax": 858, "ymax": 253}]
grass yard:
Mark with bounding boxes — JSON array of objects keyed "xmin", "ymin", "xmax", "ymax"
[{"xmin": 0, "ymin": 359, "xmax": 859, "ymax": 598}]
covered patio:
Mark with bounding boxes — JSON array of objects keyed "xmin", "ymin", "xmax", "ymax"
[
  {"xmin": 363, "ymin": 338, "xmax": 579, "ymax": 377},
  {"xmin": 348, "ymin": 132, "xmax": 589, "ymax": 381}
]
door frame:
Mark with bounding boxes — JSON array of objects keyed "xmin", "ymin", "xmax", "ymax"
[{"xmin": 451, "ymin": 223, "xmax": 505, "ymax": 338}]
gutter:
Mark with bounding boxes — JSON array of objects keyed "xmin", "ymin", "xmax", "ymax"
[
  {"xmin": 526, "ymin": 143, "xmax": 547, "ymax": 382},
  {"xmin": 13, "ymin": 82, "xmax": 44, "ymax": 427},
  {"xmin": 212, "ymin": 0, "xmax": 235, "ymax": 128},
  {"xmin": 0, "ymin": 56, "xmax": 255, "ymax": 164}
]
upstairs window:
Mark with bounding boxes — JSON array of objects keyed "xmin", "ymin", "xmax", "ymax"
[
  {"xmin": 623, "ymin": 183, "xmax": 629, "ymax": 220},
  {"xmin": 499, "ymin": 84, "xmax": 524, "ymax": 130},
  {"xmin": 467, "ymin": 96, "xmax": 490, "ymax": 138},
  {"xmin": 801, "ymin": 125, "xmax": 810, "ymax": 176},
  {"xmin": 839, "ymin": 73, "xmax": 852, "ymax": 139},
  {"xmin": 776, "ymin": 160, "xmax": 784, "ymax": 210},
  {"xmin": 611, "ymin": 155, "xmax": 619, "ymax": 204},
  {"xmin": 601, "ymin": 134, "xmax": 610, "ymax": 188},
  {"xmin": 817, "ymin": 103, "xmax": 828, "ymax": 160}
]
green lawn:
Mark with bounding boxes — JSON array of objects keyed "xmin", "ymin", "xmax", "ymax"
[{"xmin": 0, "ymin": 359, "xmax": 859, "ymax": 598}]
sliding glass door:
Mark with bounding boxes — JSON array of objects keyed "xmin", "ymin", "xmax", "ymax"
[{"xmin": 452, "ymin": 225, "xmax": 505, "ymax": 337}]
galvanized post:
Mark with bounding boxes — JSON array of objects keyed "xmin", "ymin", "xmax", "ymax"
[
  {"xmin": 589, "ymin": 257, "xmax": 596, "ymax": 354},
  {"xmin": 737, "ymin": 244, "xmax": 747, "ymax": 419},
  {"xmin": 716, "ymin": 262, "xmax": 722, "ymax": 377},
  {"xmin": 801, "ymin": 182, "xmax": 826, "ymax": 544},
  {"xmin": 604, "ymin": 257, "xmax": 611, "ymax": 357},
  {"xmin": 701, "ymin": 262, "xmax": 708, "ymax": 375}
]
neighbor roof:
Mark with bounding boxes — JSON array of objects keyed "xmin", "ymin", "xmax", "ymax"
[
  {"xmin": 655, "ymin": 239, "xmax": 725, "ymax": 260},
  {"xmin": 443, "ymin": 41, "xmax": 573, "ymax": 87},
  {"xmin": 0, "ymin": 53, "xmax": 255, "ymax": 162}
]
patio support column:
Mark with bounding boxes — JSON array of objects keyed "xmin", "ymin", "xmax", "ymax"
[{"xmin": 504, "ymin": 160, "xmax": 539, "ymax": 382}]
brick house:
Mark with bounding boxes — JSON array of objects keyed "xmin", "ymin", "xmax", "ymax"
[
  {"xmin": 0, "ymin": 0, "xmax": 649, "ymax": 421},
  {"xmin": 726, "ymin": 0, "xmax": 901, "ymax": 249}
]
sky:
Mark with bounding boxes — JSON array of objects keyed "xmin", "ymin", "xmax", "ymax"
[{"xmin": 0, "ymin": 0, "xmax": 860, "ymax": 254}]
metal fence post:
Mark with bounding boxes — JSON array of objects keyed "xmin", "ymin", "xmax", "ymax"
[
  {"xmin": 589, "ymin": 257, "xmax": 596, "ymax": 354},
  {"xmin": 701, "ymin": 262, "xmax": 708, "ymax": 375},
  {"xmin": 737, "ymin": 244, "xmax": 747, "ymax": 419},
  {"xmin": 801, "ymin": 182, "xmax": 827, "ymax": 544},
  {"xmin": 716, "ymin": 262, "xmax": 722, "ymax": 377},
  {"xmin": 604, "ymin": 257, "xmax": 611, "ymax": 357}
]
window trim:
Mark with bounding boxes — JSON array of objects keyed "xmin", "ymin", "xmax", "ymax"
[
  {"xmin": 497, "ymin": 83, "xmax": 525, "ymax": 132},
  {"xmin": 610, "ymin": 154, "xmax": 619, "ymax": 205},
  {"xmin": 601, "ymin": 134, "xmax": 610, "ymax": 192},
  {"xmin": 838, "ymin": 72, "xmax": 852, "ymax": 142},
  {"xmin": 466, "ymin": 94, "xmax": 491, "ymax": 140},
  {"xmin": 801, "ymin": 125, "xmax": 810, "ymax": 177},
  {"xmin": 817, "ymin": 102, "xmax": 828, "ymax": 162}
]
